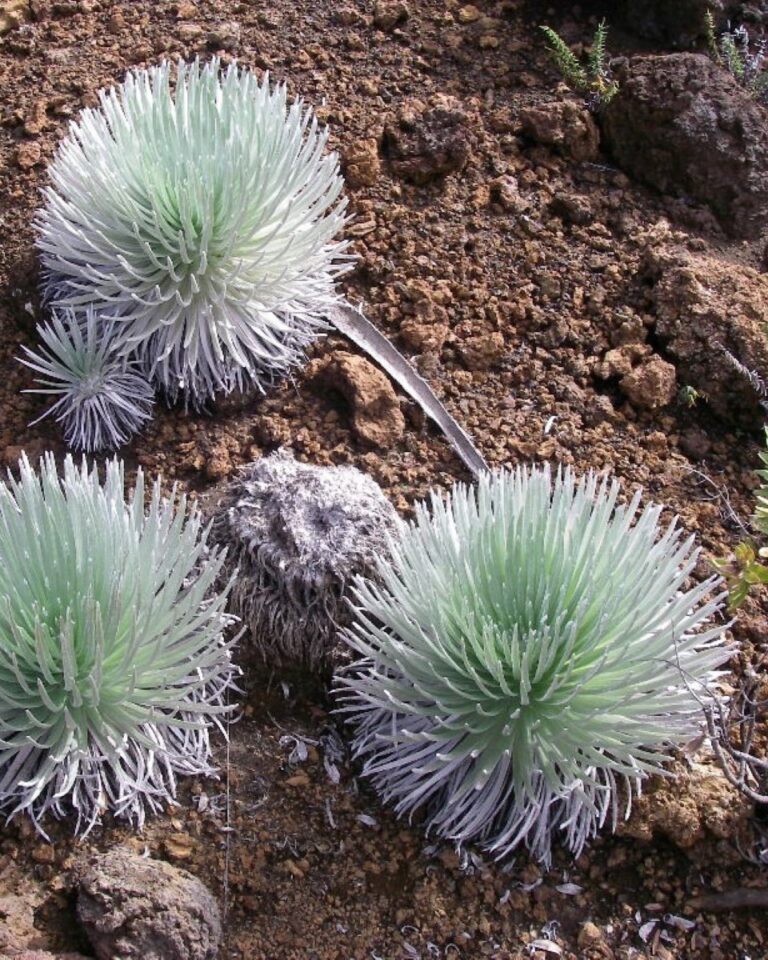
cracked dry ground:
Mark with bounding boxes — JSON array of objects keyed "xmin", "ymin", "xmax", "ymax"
[{"xmin": 1, "ymin": 1, "xmax": 768, "ymax": 958}]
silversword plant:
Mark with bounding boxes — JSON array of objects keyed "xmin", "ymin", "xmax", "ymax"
[
  {"xmin": 0, "ymin": 453, "xmax": 239, "ymax": 835},
  {"xmin": 19, "ymin": 306, "xmax": 154, "ymax": 452},
  {"xmin": 36, "ymin": 57, "xmax": 350, "ymax": 406},
  {"xmin": 337, "ymin": 466, "xmax": 729, "ymax": 865}
]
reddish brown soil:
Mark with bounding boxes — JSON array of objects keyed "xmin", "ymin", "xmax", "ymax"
[{"xmin": 1, "ymin": 1, "xmax": 768, "ymax": 958}]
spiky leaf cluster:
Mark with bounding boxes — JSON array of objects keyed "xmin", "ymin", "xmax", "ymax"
[
  {"xmin": 0, "ymin": 453, "xmax": 239, "ymax": 835},
  {"xmin": 540, "ymin": 21, "xmax": 618, "ymax": 108},
  {"xmin": 34, "ymin": 56, "xmax": 349, "ymax": 424},
  {"xmin": 337, "ymin": 466, "xmax": 729, "ymax": 866},
  {"xmin": 19, "ymin": 307, "xmax": 154, "ymax": 452},
  {"xmin": 210, "ymin": 451, "xmax": 401, "ymax": 671}
]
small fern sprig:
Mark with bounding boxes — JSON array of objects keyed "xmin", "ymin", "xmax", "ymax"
[
  {"xmin": 704, "ymin": 11, "xmax": 722, "ymax": 64},
  {"xmin": 587, "ymin": 20, "xmax": 609, "ymax": 83},
  {"xmin": 721, "ymin": 30, "xmax": 747, "ymax": 80},
  {"xmin": 540, "ymin": 20, "xmax": 618, "ymax": 109},
  {"xmin": 540, "ymin": 26, "xmax": 590, "ymax": 92}
]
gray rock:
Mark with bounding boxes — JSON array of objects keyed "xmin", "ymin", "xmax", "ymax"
[
  {"xmin": 383, "ymin": 95, "xmax": 472, "ymax": 184},
  {"xmin": 76, "ymin": 848, "xmax": 221, "ymax": 960}
]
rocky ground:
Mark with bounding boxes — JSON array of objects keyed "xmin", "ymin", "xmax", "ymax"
[{"xmin": 1, "ymin": 0, "xmax": 768, "ymax": 958}]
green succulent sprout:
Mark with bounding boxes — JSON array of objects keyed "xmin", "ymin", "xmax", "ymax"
[
  {"xmin": 337, "ymin": 466, "xmax": 729, "ymax": 865},
  {"xmin": 0, "ymin": 453, "xmax": 239, "ymax": 835}
]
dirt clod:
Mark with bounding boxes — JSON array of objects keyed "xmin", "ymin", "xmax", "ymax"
[
  {"xmin": 0, "ymin": 0, "xmax": 29, "ymax": 34},
  {"xmin": 311, "ymin": 351, "xmax": 405, "ymax": 448},
  {"xmin": 15, "ymin": 142, "xmax": 42, "ymax": 169},
  {"xmin": 342, "ymin": 137, "xmax": 381, "ymax": 188},
  {"xmin": 620, "ymin": 355, "xmax": 677, "ymax": 412},
  {"xmin": 383, "ymin": 96, "xmax": 472, "ymax": 184},
  {"xmin": 372, "ymin": 1, "xmax": 408, "ymax": 32},
  {"xmin": 458, "ymin": 332, "xmax": 506, "ymax": 372},
  {"xmin": 0, "ymin": 891, "xmax": 42, "ymax": 955},
  {"xmin": 519, "ymin": 99, "xmax": 600, "ymax": 162},
  {"xmin": 645, "ymin": 244, "xmax": 768, "ymax": 418},
  {"xmin": 618, "ymin": 761, "xmax": 753, "ymax": 850}
]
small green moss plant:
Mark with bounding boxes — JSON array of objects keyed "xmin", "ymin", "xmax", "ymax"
[
  {"xmin": 0, "ymin": 453, "xmax": 240, "ymax": 835},
  {"xmin": 337, "ymin": 466, "xmax": 729, "ymax": 866},
  {"xmin": 540, "ymin": 20, "xmax": 618, "ymax": 109}
]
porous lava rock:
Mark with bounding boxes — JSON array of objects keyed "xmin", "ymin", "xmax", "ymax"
[
  {"xmin": 208, "ymin": 451, "xmax": 401, "ymax": 670},
  {"xmin": 76, "ymin": 848, "xmax": 221, "ymax": 960},
  {"xmin": 602, "ymin": 54, "xmax": 768, "ymax": 239},
  {"xmin": 310, "ymin": 351, "xmax": 405, "ymax": 448},
  {"xmin": 518, "ymin": 100, "xmax": 600, "ymax": 163},
  {"xmin": 382, "ymin": 95, "xmax": 472, "ymax": 183},
  {"xmin": 643, "ymin": 245, "xmax": 768, "ymax": 419}
]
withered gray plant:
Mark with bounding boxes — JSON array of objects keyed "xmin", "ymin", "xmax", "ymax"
[
  {"xmin": 337, "ymin": 466, "xmax": 730, "ymax": 866},
  {"xmin": 209, "ymin": 451, "xmax": 401, "ymax": 670}
]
